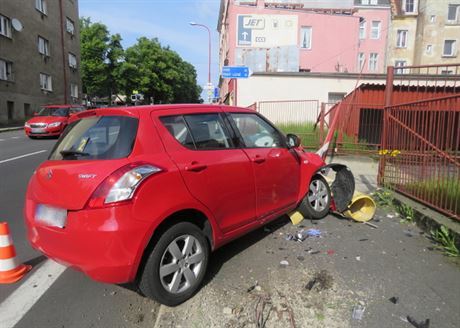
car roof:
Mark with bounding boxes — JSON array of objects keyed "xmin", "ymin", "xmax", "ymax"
[
  {"xmin": 41, "ymin": 104, "xmax": 82, "ymax": 109},
  {"xmin": 95, "ymin": 104, "xmax": 255, "ymax": 115}
]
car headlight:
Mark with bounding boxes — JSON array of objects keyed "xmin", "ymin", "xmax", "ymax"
[
  {"xmin": 25, "ymin": 122, "xmax": 31, "ymax": 128},
  {"xmin": 48, "ymin": 122, "xmax": 61, "ymax": 128}
]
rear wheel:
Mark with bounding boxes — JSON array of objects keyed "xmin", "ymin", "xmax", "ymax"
[
  {"xmin": 138, "ymin": 222, "xmax": 209, "ymax": 306},
  {"xmin": 298, "ymin": 175, "xmax": 331, "ymax": 219}
]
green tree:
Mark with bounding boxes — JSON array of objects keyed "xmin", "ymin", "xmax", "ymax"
[
  {"xmin": 79, "ymin": 17, "xmax": 110, "ymax": 99},
  {"xmin": 122, "ymin": 37, "xmax": 202, "ymax": 104}
]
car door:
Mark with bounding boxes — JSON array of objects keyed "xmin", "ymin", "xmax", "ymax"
[
  {"xmin": 154, "ymin": 111, "xmax": 257, "ymax": 234},
  {"xmin": 228, "ymin": 112, "xmax": 300, "ymax": 219}
]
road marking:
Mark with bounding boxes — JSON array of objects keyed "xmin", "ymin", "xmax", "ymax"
[
  {"xmin": 0, "ymin": 150, "xmax": 47, "ymax": 164},
  {"xmin": 0, "ymin": 139, "xmax": 5, "ymax": 141},
  {"xmin": 0, "ymin": 260, "xmax": 67, "ymax": 328},
  {"xmin": 11, "ymin": 136, "xmax": 21, "ymax": 139}
]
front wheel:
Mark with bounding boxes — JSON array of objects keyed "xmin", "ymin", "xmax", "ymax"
[
  {"xmin": 297, "ymin": 175, "xmax": 331, "ymax": 219},
  {"xmin": 138, "ymin": 222, "xmax": 209, "ymax": 306}
]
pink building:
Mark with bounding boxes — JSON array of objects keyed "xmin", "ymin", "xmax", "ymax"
[{"xmin": 217, "ymin": 0, "xmax": 390, "ymax": 103}]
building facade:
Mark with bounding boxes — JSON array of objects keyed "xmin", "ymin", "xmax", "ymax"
[
  {"xmin": 217, "ymin": 0, "xmax": 390, "ymax": 105},
  {"xmin": 0, "ymin": 0, "xmax": 81, "ymax": 124},
  {"xmin": 387, "ymin": 0, "xmax": 460, "ymax": 69}
]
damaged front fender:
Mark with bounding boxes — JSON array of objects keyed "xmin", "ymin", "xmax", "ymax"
[{"xmin": 316, "ymin": 164, "xmax": 355, "ymax": 213}]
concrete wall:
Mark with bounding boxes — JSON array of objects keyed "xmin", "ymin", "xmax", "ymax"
[
  {"xmin": 235, "ymin": 73, "xmax": 387, "ymax": 107},
  {"xmin": 0, "ymin": 0, "xmax": 81, "ymax": 123}
]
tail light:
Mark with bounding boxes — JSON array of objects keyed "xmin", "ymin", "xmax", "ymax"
[{"xmin": 87, "ymin": 162, "xmax": 161, "ymax": 208}]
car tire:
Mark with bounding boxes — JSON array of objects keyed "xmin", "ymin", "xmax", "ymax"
[
  {"xmin": 298, "ymin": 175, "xmax": 331, "ymax": 219},
  {"xmin": 138, "ymin": 222, "xmax": 209, "ymax": 306}
]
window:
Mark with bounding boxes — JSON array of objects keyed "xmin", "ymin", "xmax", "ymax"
[
  {"xmin": 371, "ymin": 21, "xmax": 381, "ymax": 39},
  {"xmin": 443, "ymin": 40, "xmax": 457, "ymax": 56},
  {"xmin": 300, "ymin": 27, "xmax": 312, "ymax": 49},
  {"xmin": 0, "ymin": 59, "xmax": 13, "ymax": 81},
  {"xmin": 426, "ymin": 44, "xmax": 433, "ymax": 54},
  {"xmin": 68, "ymin": 53, "xmax": 77, "ymax": 68},
  {"xmin": 35, "ymin": 0, "xmax": 47, "ymax": 15},
  {"xmin": 395, "ymin": 60, "xmax": 407, "ymax": 74},
  {"xmin": 0, "ymin": 14, "xmax": 12, "ymax": 38},
  {"xmin": 360, "ymin": 0, "xmax": 378, "ymax": 4},
  {"xmin": 403, "ymin": 0, "xmax": 416, "ymax": 13},
  {"xmin": 447, "ymin": 4, "xmax": 460, "ymax": 23},
  {"xmin": 397, "ymin": 30, "xmax": 408, "ymax": 48},
  {"xmin": 38, "ymin": 36, "xmax": 50, "ymax": 56},
  {"xmin": 359, "ymin": 21, "xmax": 366, "ymax": 39},
  {"xmin": 40, "ymin": 73, "xmax": 52, "ymax": 91},
  {"xmin": 369, "ymin": 53, "xmax": 378, "ymax": 71},
  {"xmin": 430, "ymin": 15, "xmax": 436, "ymax": 23},
  {"xmin": 66, "ymin": 17, "xmax": 75, "ymax": 35},
  {"xmin": 357, "ymin": 52, "xmax": 365, "ymax": 71},
  {"xmin": 70, "ymin": 84, "xmax": 78, "ymax": 98},
  {"xmin": 328, "ymin": 93, "xmax": 346, "ymax": 104},
  {"xmin": 49, "ymin": 116, "xmax": 139, "ymax": 161},
  {"xmin": 160, "ymin": 114, "xmax": 233, "ymax": 150},
  {"xmin": 230, "ymin": 113, "xmax": 283, "ymax": 148}
]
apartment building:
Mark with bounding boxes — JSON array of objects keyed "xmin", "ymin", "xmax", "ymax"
[
  {"xmin": 0, "ymin": 0, "xmax": 81, "ymax": 124},
  {"xmin": 387, "ymin": 0, "xmax": 460, "ymax": 69}
]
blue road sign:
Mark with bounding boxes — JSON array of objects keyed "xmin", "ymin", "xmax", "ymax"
[
  {"xmin": 221, "ymin": 66, "xmax": 251, "ymax": 79},
  {"xmin": 213, "ymin": 87, "xmax": 219, "ymax": 98}
]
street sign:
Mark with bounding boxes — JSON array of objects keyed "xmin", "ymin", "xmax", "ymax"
[
  {"xmin": 221, "ymin": 66, "xmax": 251, "ymax": 79},
  {"xmin": 213, "ymin": 87, "xmax": 219, "ymax": 98}
]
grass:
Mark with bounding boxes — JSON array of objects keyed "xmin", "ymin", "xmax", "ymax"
[
  {"xmin": 431, "ymin": 225, "xmax": 459, "ymax": 257},
  {"xmin": 398, "ymin": 203, "xmax": 415, "ymax": 224},
  {"xmin": 405, "ymin": 178, "xmax": 460, "ymax": 217}
]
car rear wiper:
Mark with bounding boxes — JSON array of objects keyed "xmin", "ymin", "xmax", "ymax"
[{"xmin": 59, "ymin": 150, "xmax": 90, "ymax": 157}]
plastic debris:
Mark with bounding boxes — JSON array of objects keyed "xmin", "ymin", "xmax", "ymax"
[
  {"xmin": 279, "ymin": 260, "xmax": 289, "ymax": 267},
  {"xmin": 407, "ymin": 316, "xmax": 430, "ymax": 328},
  {"xmin": 359, "ymin": 238, "xmax": 369, "ymax": 242},
  {"xmin": 356, "ymin": 256, "xmax": 361, "ymax": 261},
  {"xmin": 327, "ymin": 249, "xmax": 335, "ymax": 255},
  {"xmin": 403, "ymin": 230, "xmax": 414, "ymax": 237},
  {"xmin": 307, "ymin": 228, "xmax": 321, "ymax": 237},
  {"xmin": 352, "ymin": 305, "xmax": 366, "ymax": 320},
  {"xmin": 389, "ymin": 296, "xmax": 399, "ymax": 304},
  {"xmin": 387, "ymin": 214, "xmax": 396, "ymax": 219}
]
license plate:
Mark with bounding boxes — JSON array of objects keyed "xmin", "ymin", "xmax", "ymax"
[
  {"xmin": 35, "ymin": 204, "xmax": 67, "ymax": 228},
  {"xmin": 31, "ymin": 128, "xmax": 45, "ymax": 133}
]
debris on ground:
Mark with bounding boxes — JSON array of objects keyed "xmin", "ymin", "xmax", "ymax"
[
  {"xmin": 247, "ymin": 281, "xmax": 259, "ymax": 293},
  {"xmin": 327, "ymin": 249, "xmax": 335, "ymax": 255},
  {"xmin": 286, "ymin": 228, "xmax": 322, "ymax": 242},
  {"xmin": 407, "ymin": 315, "xmax": 430, "ymax": 328},
  {"xmin": 279, "ymin": 260, "xmax": 289, "ymax": 267},
  {"xmin": 305, "ymin": 270, "xmax": 334, "ymax": 292},
  {"xmin": 389, "ymin": 296, "xmax": 399, "ymax": 304},
  {"xmin": 403, "ymin": 230, "xmax": 415, "ymax": 237},
  {"xmin": 355, "ymin": 256, "xmax": 361, "ymax": 261},
  {"xmin": 351, "ymin": 304, "xmax": 366, "ymax": 320}
]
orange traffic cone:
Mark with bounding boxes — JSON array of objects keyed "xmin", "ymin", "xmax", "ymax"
[{"xmin": 0, "ymin": 222, "xmax": 31, "ymax": 283}]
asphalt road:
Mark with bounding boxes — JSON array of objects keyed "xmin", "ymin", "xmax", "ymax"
[
  {"xmin": 0, "ymin": 130, "xmax": 160, "ymax": 328},
  {"xmin": 1, "ymin": 130, "xmax": 459, "ymax": 328}
]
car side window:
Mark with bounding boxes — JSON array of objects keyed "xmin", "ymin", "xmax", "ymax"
[
  {"xmin": 184, "ymin": 114, "xmax": 233, "ymax": 150},
  {"xmin": 230, "ymin": 113, "xmax": 283, "ymax": 148},
  {"xmin": 159, "ymin": 116, "xmax": 195, "ymax": 149}
]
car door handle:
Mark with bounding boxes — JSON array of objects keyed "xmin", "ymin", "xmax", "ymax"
[
  {"xmin": 185, "ymin": 162, "xmax": 207, "ymax": 172},
  {"xmin": 251, "ymin": 156, "xmax": 266, "ymax": 164}
]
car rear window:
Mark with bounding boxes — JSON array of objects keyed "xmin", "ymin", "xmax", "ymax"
[{"xmin": 49, "ymin": 116, "xmax": 138, "ymax": 160}]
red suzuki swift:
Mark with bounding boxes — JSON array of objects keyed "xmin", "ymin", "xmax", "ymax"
[
  {"xmin": 24, "ymin": 105, "xmax": 84, "ymax": 138},
  {"xmin": 25, "ymin": 105, "xmax": 342, "ymax": 305}
]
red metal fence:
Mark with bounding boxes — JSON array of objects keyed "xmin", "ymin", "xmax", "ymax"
[{"xmin": 379, "ymin": 64, "xmax": 460, "ymax": 220}]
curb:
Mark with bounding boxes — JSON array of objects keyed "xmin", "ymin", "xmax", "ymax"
[
  {"xmin": 0, "ymin": 127, "xmax": 23, "ymax": 133},
  {"xmin": 392, "ymin": 192, "xmax": 460, "ymax": 250}
]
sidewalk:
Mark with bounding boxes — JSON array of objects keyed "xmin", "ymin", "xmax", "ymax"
[{"xmin": 153, "ymin": 155, "xmax": 460, "ymax": 328}]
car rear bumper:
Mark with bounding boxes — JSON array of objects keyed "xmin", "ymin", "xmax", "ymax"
[{"xmin": 24, "ymin": 199, "xmax": 151, "ymax": 283}]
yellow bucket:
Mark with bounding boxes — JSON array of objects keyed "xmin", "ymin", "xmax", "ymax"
[{"xmin": 342, "ymin": 192, "xmax": 376, "ymax": 222}]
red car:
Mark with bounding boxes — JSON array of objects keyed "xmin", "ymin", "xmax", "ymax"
[
  {"xmin": 24, "ymin": 105, "xmax": 84, "ymax": 138},
  {"xmin": 24, "ymin": 105, "xmax": 343, "ymax": 305}
]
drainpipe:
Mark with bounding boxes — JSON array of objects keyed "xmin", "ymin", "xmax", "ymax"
[{"xmin": 59, "ymin": 0, "xmax": 68, "ymax": 104}]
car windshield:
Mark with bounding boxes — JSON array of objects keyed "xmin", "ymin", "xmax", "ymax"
[
  {"xmin": 37, "ymin": 107, "xmax": 70, "ymax": 117},
  {"xmin": 49, "ymin": 116, "xmax": 139, "ymax": 160}
]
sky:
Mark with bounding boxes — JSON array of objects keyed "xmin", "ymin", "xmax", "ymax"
[{"xmin": 79, "ymin": 0, "xmax": 221, "ymax": 101}]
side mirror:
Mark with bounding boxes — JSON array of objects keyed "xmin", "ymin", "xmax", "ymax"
[{"xmin": 286, "ymin": 134, "xmax": 301, "ymax": 148}]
